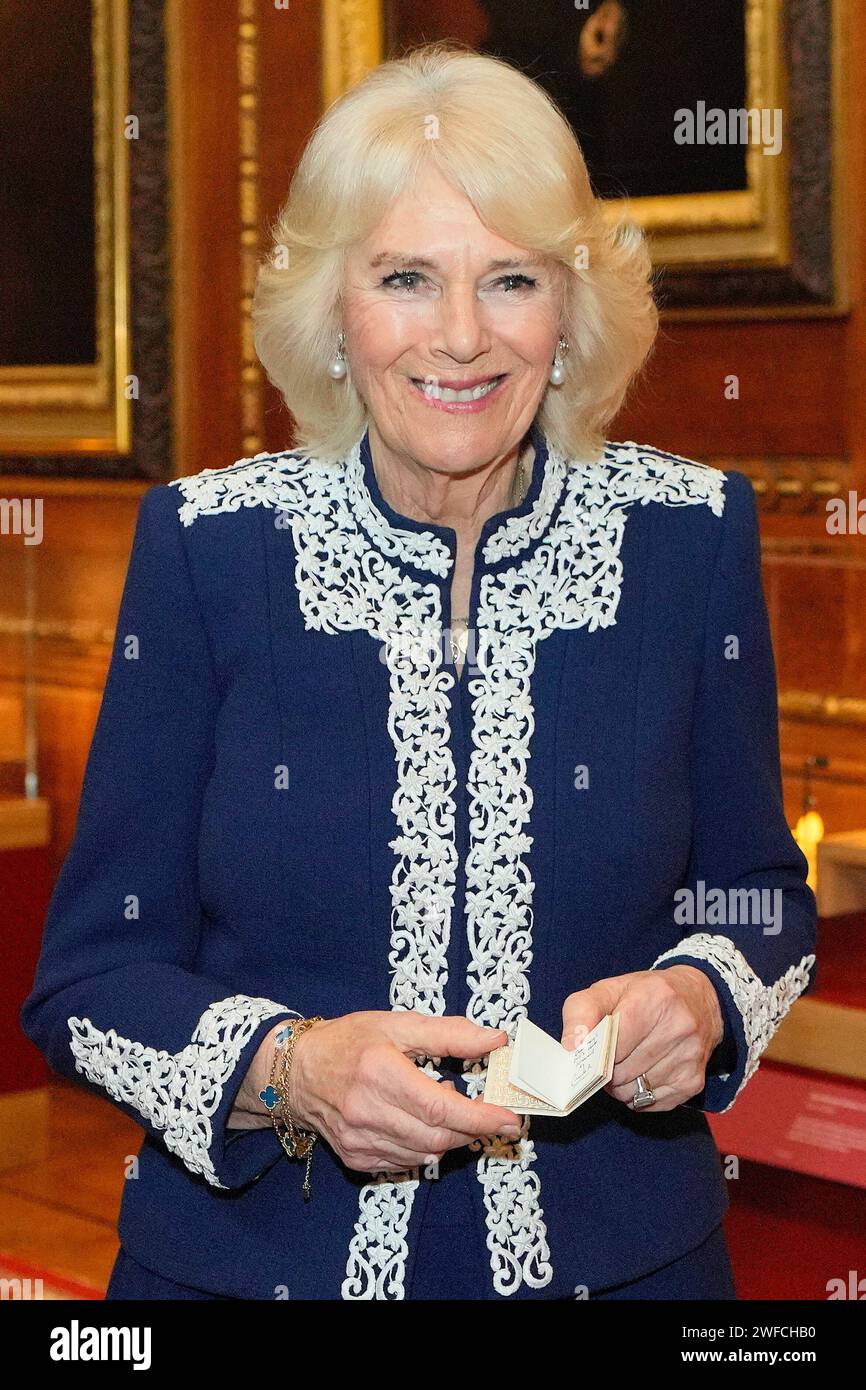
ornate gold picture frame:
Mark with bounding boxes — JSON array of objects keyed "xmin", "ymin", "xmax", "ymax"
[
  {"xmin": 0, "ymin": 0, "xmax": 132, "ymax": 456},
  {"xmin": 322, "ymin": 0, "xmax": 847, "ymax": 318}
]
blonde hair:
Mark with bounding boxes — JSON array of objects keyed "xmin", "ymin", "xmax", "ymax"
[{"xmin": 252, "ymin": 41, "xmax": 658, "ymax": 463}]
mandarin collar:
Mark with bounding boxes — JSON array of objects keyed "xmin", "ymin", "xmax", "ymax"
[{"xmin": 344, "ymin": 421, "xmax": 569, "ymax": 579}]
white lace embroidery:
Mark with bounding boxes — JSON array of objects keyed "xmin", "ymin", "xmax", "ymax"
[
  {"xmin": 67, "ymin": 995, "xmax": 295, "ymax": 1188},
  {"xmin": 282, "ymin": 462, "xmax": 458, "ymax": 1301},
  {"xmin": 342, "ymin": 1171, "xmax": 421, "ymax": 1300},
  {"xmin": 343, "ymin": 437, "xmax": 454, "ymax": 577},
  {"xmin": 175, "ymin": 454, "xmax": 459, "ymax": 1299},
  {"xmin": 651, "ymin": 933, "xmax": 816, "ymax": 1110},
  {"xmin": 170, "ymin": 434, "xmax": 729, "ymax": 1296},
  {"xmin": 604, "ymin": 441, "xmax": 725, "ymax": 517},
  {"xmin": 459, "ymin": 447, "xmax": 725, "ymax": 1294},
  {"xmin": 462, "ymin": 625, "xmax": 552, "ymax": 1295},
  {"xmin": 173, "ymin": 451, "xmax": 305, "ymax": 528},
  {"xmin": 482, "ymin": 440, "xmax": 571, "ymax": 564}
]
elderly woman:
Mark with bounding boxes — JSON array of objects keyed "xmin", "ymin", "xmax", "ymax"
[{"xmin": 23, "ymin": 43, "xmax": 816, "ymax": 1301}]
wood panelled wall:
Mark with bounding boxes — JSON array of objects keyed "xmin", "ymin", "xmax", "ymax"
[{"xmin": 0, "ymin": 0, "xmax": 863, "ymax": 882}]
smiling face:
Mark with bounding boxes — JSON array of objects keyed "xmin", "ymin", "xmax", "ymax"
[{"xmin": 340, "ymin": 164, "xmax": 564, "ymax": 480}]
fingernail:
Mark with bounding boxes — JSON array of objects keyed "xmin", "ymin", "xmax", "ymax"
[{"xmin": 571, "ymin": 1025, "xmax": 588, "ymax": 1046}]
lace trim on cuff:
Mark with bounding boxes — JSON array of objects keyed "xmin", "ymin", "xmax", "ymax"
[
  {"xmin": 68, "ymin": 995, "xmax": 294, "ymax": 1187},
  {"xmin": 652, "ymin": 932, "xmax": 816, "ymax": 1110}
]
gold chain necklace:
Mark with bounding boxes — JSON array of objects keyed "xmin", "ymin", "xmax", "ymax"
[{"xmin": 510, "ymin": 451, "xmax": 531, "ymax": 508}]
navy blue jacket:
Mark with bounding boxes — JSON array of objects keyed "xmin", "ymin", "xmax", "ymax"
[{"xmin": 21, "ymin": 424, "xmax": 817, "ymax": 1299}]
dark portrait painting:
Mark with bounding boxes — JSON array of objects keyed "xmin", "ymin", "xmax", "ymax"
[
  {"xmin": 387, "ymin": 0, "xmax": 749, "ymax": 200},
  {"xmin": 384, "ymin": 0, "xmax": 841, "ymax": 313},
  {"xmin": 0, "ymin": 0, "xmax": 153, "ymax": 468},
  {"xmin": 0, "ymin": 0, "xmax": 97, "ymax": 367}
]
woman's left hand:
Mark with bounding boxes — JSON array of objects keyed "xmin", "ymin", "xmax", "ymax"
[{"xmin": 560, "ymin": 966, "xmax": 725, "ymax": 1111}]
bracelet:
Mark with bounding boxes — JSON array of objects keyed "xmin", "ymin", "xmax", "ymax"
[{"xmin": 259, "ymin": 1016, "xmax": 323, "ymax": 1201}]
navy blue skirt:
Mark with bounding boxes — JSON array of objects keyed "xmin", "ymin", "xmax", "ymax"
[{"xmin": 105, "ymin": 1218, "xmax": 736, "ymax": 1301}]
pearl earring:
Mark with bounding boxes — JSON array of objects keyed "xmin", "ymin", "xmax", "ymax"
[
  {"xmin": 549, "ymin": 335, "xmax": 568, "ymax": 386},
  {"xmin": 328, "ymin": 331, "xmax": 347, "ymax": 380}
]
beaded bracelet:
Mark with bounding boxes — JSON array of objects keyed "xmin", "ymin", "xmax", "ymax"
[{"xmin": 259, "ymin": 1017, "xmax": 323, "ymax": 1201}]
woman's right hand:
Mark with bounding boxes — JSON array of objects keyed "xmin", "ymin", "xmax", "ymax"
[{"xmin": 288, "ymin": 1011, "xmax": 523, "ymax": 1172}]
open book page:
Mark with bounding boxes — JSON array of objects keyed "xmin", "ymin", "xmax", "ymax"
[
  {"xmin": 483, "ymin": 1013, "xmax": 619, "ymax": 1117},
  {"xmin": 512, "ymin": 1017, "xmax": 574, "ymax": 1105},
  {"xmin": 482, "ymin": 1040, "xmax": 560, "ymax": 1114},
  {"xmin": 562, "ymin": 1015, "xmax": 619, "ymax": 1108}
]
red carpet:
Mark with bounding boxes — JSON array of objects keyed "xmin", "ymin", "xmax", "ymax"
[{"xmin": 725, "ymin": 1162, "xmax": 866, "ymax": 1299}]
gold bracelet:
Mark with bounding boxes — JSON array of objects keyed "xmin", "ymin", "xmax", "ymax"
[{"xmin": 260, "ymin": 1017, "xmax": 322, "ymax": 1200}]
